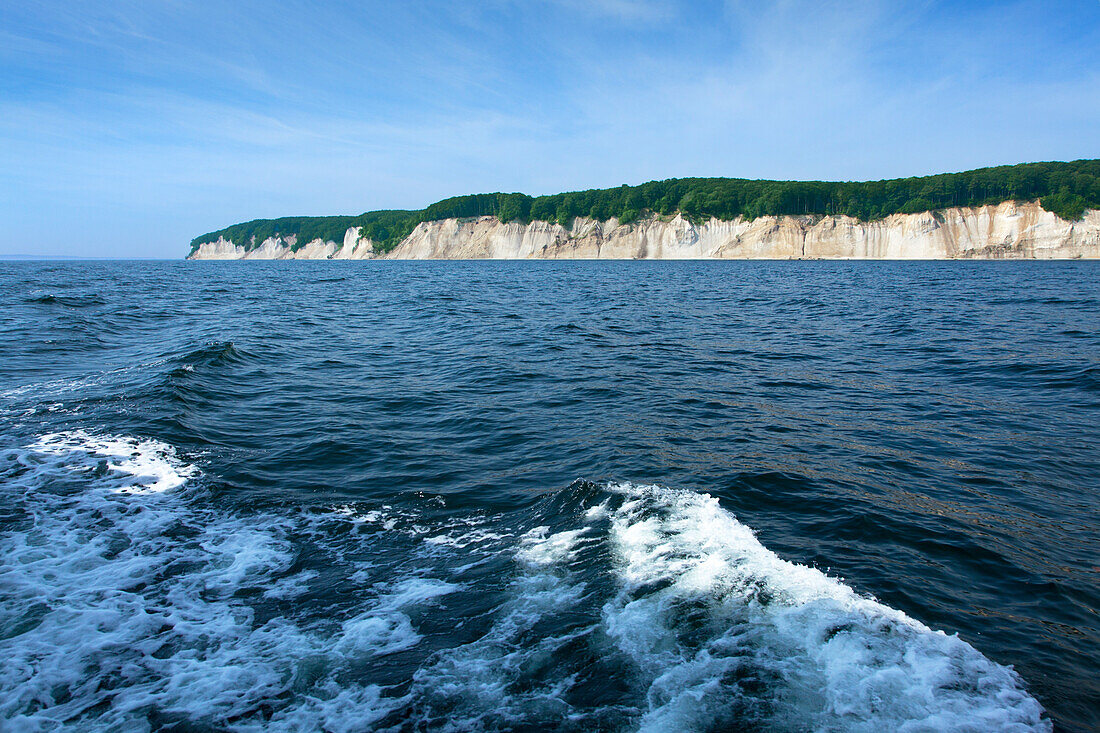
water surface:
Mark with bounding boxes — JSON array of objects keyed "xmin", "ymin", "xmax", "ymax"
[{"xmin": 1, "ymin": 260, "xmax": 1097, "ymax": 731}]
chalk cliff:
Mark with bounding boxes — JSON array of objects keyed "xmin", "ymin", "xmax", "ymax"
[{"xmin": 188, "ymin": 201, "xmax": 1100, "ymax": 260}]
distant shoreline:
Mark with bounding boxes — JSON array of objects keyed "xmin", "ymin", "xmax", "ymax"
[
  {"xmin": 0, "ymin": 255, "xmax": 173, "ymax": 261},
  {"xmin": 189, "ymin": 159, "xmax": 1100, "ymax": 259},
  {"xmin": 188, "ymin": 202, "xmax": 1100, "ymax": 261}
]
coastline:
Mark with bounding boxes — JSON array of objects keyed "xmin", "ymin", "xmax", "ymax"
[{"xmin": 188, "ymin": 201, "xmax": 1100, "ymax": 260}]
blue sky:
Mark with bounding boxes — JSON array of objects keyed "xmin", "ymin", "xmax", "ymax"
[{"xmin": 2, "ymin": 1, "xmax": 1098, "ymax": 257}]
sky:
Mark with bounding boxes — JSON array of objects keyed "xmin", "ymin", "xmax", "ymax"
[{"xmin": 1, "ymin": 0, "xmax": 1098, "ymax": 258}]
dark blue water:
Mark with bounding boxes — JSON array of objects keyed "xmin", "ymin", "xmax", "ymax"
[{"xmin": 1, "ymin": 260, "xmax": 1097, "ymax": 732}]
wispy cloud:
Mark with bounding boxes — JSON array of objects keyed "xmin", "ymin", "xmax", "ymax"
[
  {"xmin": 534, "ymin": 0, "xmax": 674, "ymax": 22},
  {"xmin": 1, "ymin": 0, "xmax": 1098, "ymax": 256}
]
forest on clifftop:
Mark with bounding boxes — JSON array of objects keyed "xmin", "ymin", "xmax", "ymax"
[{"xmin": 191, "ymin": 159, "xmax": 1100, "ymax": 255}]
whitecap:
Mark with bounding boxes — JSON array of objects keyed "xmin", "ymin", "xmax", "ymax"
[
  {"xmin": 514, "ymin": 525, "xmax": 589, "ymax": 568},
  {"xmin": 31, "ymin": 430, "xmax": 198, "ymax": 494},
  {"xmin": 0, "ymin": 442, "xmax": 1052, "ymax": 731},
  {"xmin": 600, "ymin": 482, "xmax": 1050, "ymax": 732},
  {"xmin": 0, "ymin": 430, "xmax": 438, "ymax": 730}
]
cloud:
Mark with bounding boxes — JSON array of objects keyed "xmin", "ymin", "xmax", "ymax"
[
  {"xmin": 1, "ymin": 0, "xmax": 1098, "ymax": 256},
  {"xmin": 533, "ymin": 0, "xmax": 673, "ymax": 22}
]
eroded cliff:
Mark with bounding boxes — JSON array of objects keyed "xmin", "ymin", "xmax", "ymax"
[{"xmin": 188, "ymin": 201, "xmax": 1100, "ymax": 260}]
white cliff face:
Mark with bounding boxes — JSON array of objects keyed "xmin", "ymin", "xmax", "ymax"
[
  {"xmin": 189, "ymin": 228, "xmax": 375, "ymax": 260},
  {"xmin": 333, "ymin": 227, "xmax": 375, "ymax": 259},
  {"xmin": 188, "ymin": 202, "xmax": 1100, "ymax": 260},
  {"xmin": 188, "ymin": 236, "xmax": 249, "ymax": 259}
]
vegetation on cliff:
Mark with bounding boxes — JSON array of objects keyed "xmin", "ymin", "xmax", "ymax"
[{"xmin": 190, "ymin": 160, "xmax": 1100, "ymax": 254}]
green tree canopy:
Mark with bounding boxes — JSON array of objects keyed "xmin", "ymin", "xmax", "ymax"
[{"xmin": 191, "ymin": 159, "xmax": 1100, "ymax": 254}]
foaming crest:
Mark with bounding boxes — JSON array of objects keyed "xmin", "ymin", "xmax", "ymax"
[
  {"xmin": 32, "ymin": 430, "xmax": 198, "ymax": 493},
  {"xmin": 600, "ymin": 482, "xmax": 1051, "ymax": 732},
  {"xmin": 366, "ymin": 481, "xmax": 1052, "ymax": 731},
  {"xmin": 0, "ymin": 442, "xmax": 1054, "ymax": 731},
  {"xmin": 514, "ymin": 525, "xmax": 590, "ymax": 567},
  {"xmin": 0, "ymin": 431, "xmax": 449, "ymax": 730}
]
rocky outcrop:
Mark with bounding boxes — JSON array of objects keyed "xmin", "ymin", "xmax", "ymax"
[{"xmin": 188, "ymin": 201, "xmax": 1100, "ymax": 260}]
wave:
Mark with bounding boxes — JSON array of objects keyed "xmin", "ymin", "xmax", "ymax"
[
  {"xmin": 31, "ymin": 430, "xmax": 199, "ymax": 493},
  {"xmin": 5, "ymin": 343, "xmax": 248, "ymax": 396},
  {"xmin": 173, "ymin": 340, "xmax": 250, "ymax": 369},
  {"xmin": 0, "ymin": 436, "xmax": 1050, "ymax": 731},
  {"xmin": 595, "ymin": 483, "xmax": 1047, "ymax": 731},
  {"xmin": 161, "ymin": 342, "xmax": 252, "ymax": 394},
  {"xmin": 0, "ymin": 430, "xmax": 445, "ymax": 730},
  {"xmin": 24, "ymin": 292, "xmax": 107, "ymax": 308},
  {"xmin": 0, "ymin": 342, "xmax": 249, "ymax": 406},
  {"xmin": 392, "ymin": 481, "xmax": 1049, "ymax": 731}
]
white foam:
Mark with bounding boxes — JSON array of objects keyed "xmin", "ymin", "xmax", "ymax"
[
  {"xmin": 423, "ymin": 527, "xmax": 509, "ymax": 549},
  {"xmin": 373, "ymin": 577, "xmax": 459, "ymax": 610},
  {"xmin": 0, "ymin": 431, "xmax": 442, "ymax": 730},
  {"xmin": 263, "ymin": 569, "xmax": 319, "ymax": 600},
  {"xmin": 0, "ymin": 440, "xmax": 1052, "ymax": 730},
  {"xmin": 404, "ymin": 525, "xmax": 593, "ymax": 730},
  {"xmin": 330, "ymin": 580, "xmax": 456, "ymax": 659},
  {"xmin": 32, "ymin": 430, "xmax": 198, "ymax": 493},
  {"xmin": 600, "ymin": 482, "xmax": 1051, "ymax": 732},
  {"xmin": 514, "ymin": 525, "xmax": 589, "ymax": 568},
  {"xmin": 421, "ymin": 512, "xmax": 512, "ymax": 552}
]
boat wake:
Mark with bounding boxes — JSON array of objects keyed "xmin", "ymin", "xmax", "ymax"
[{"xmin": 0, "ymin": 431, "xmax": 1050, "ymax": 731}]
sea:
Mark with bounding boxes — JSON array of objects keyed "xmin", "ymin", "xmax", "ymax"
[{"xmin": 0, "ymin": 260, "xmax": 1096, "ymax": 732}]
